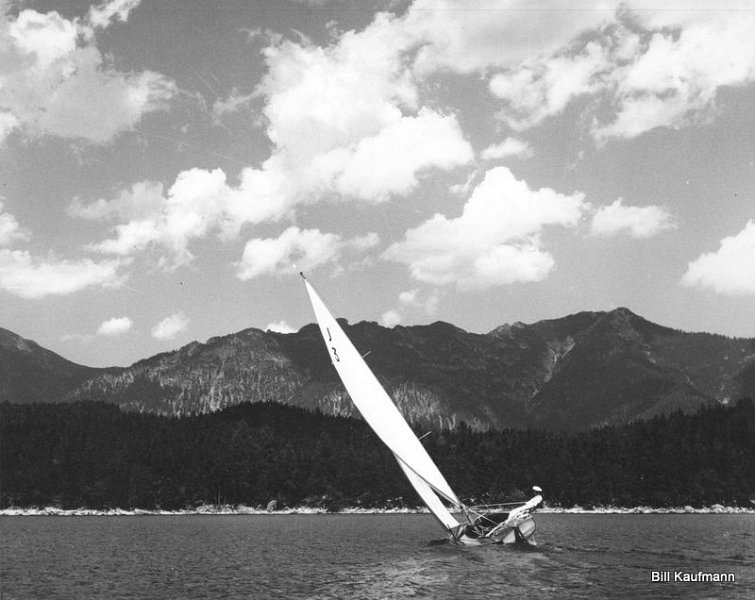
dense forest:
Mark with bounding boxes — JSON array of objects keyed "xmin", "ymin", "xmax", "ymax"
[{"xmin": 1, "ymin": 399, "xmax": 753, "ymax": 511}]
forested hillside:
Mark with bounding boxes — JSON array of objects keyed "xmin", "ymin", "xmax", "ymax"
[
  {"xmin": 2, "ymin": 399, "xmax": 752, "ymax": 510},
  {"xmin": 5, "ymin": 308, "xmax": 755, "ymax": 432}
]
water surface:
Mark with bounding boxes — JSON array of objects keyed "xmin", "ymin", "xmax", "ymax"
[{"xmin": 1, "ymin": 514, "xmax": 753, "ymax": 599}]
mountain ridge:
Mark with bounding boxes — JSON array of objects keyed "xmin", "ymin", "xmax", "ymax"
[{"xmin": 2, "ymin": 307, "xmax": 754, "ymax": 431}]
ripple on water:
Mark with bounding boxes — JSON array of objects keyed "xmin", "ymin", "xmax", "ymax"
[{"xmin": 1, "ymin": 513, "xmax": 753, "ymax": 600}]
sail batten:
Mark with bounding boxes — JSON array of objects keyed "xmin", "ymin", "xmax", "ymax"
[{"xmin": 304, "ymin": 280, "xmax": 461, "ymax": 525}]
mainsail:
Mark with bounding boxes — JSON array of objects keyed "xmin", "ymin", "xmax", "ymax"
[{"xmin": 303, "ymin": 278, "xmax": 462, "ymax": 531}]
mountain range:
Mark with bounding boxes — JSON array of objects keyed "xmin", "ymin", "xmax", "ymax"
[{"xmin": 2, "ymin": 308, "xmax": 754, "ymax": 431}]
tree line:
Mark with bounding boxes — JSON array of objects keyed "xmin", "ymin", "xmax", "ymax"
[{"xmin": 1, "ymin": 398, "xmax": 752, "ymax": 510}]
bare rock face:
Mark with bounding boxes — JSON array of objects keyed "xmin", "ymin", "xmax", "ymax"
[{"xmin": 3, "ymin": 308, "xmax": 754, "ymax": 432}]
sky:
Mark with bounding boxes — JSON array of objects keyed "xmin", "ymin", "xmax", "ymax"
[{"xmin": 1, "ymin": 0, "xmax": 754, "ymax": 368}]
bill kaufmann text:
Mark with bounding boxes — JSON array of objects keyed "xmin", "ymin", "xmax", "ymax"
[{"xmin": 651, "ymin": 571, "xmax": 735, "ymax": 583}]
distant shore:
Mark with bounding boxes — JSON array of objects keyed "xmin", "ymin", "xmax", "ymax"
[{"xmin": 2, "ymin": 504, "xmax": 753, "ymax": 517}]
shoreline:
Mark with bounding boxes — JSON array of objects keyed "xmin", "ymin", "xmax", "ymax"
[{"xmin": 1, "ymin": 503, "xmax": 753, "ymax": 517}]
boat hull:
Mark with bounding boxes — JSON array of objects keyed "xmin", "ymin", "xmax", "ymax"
[{"xmin": 454, "ymin": 514, "xmax": 537, "ymax": 546}]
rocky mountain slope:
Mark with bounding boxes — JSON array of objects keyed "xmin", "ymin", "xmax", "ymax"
[
  {"xmin": 0, "ymin": 328, "xmax": 118, "ymax": 404},
  {"xmin": 3, "ymin": 309, "xmax": 754, "ymax": 431}
]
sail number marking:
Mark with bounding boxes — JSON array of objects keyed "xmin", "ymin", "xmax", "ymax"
[{"xmin": 326, "ymin": 328, "xmax": 339, "ymax": 362}]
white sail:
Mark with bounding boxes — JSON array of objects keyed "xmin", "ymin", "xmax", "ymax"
[
  {"xmin": 304, "ymin": 279, "xmax": 462, "ymax": 517},
  {"xmin": 395, "ymin": 456, "xmax": 460, "ymax": 531}
]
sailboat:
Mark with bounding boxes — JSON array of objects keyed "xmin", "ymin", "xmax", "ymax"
[{"xmin": 302, "ymin": 274, "xmax": 543, "ymax": 546}]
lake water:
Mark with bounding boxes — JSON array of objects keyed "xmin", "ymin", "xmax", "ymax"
[{"xmin": 1, "ymin": 514, "xmax": 753, "ymax": 599}]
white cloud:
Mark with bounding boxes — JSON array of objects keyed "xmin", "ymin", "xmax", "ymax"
[
  {"xmin": 398, "ymin": 287, "xmax": 442, "ymax": 315},
  {"xmin": 97, "ymin": 316, "xmax": 133, "ymax": 336},
  {"xmin": 590, "ymin": 199, "xmax": 676, "ymax": 238},
  {"xmin": 77, "ymin": 170, "xmax": 291, "ymax": 267},
  {"xmin": 212, "ymin": 89, "xmax": 257, "ymax": 121},
  {"xmin": 681, "ymin": 221, "xmax": 755, "ymax": 295},
  {"xmin": 0, "ymin": 249, "xmax": 124, "ymax": 299},
  {"xmin": 336, "ymin": 108, "xmax": 473, "ymax": 202},
  {"xmin": 594, "ymin": 12, "xmax": 755, "ymax": 141},
  {"xmin": 480, "ymin": 137, "xmax": 533, "ymax": 161},
  {"xmin": 266, "ymin": 320, "xmax": 296, "ymax": 334},
  {"xmin": 87, "ymin": 0, "xmax": 141, "ymax": 30},
  {"xmin": 243, "ymin": 14, "xmax": 473, "ymax": 210},
  {"xmin": 381, "ymin": 286, "xmax": 443, "ymax": 327},
  {"xmin": 151, "ymin": 312, "xmax": 188, "ymax": 340},
  {"xmin": 490, "ymin": 40, "xmax": 610, "ymax": 130},
  {"xmin": 384, "ymin": 167, "xmax": 586, "ymax": 290},
  {"xmin": 68, "ymin": 181, "xmax": 166, "ymax": 222},
  {"xmin": 236, "ymin": 226, "xmax": 379, "ymax": 280},
  {"xmin": 0, "ymin": 5, "xmax": 175, "ymax": 144},
  {"xmin": 483, "ymin": 3, "xmax": 755, "ymax": 141},
  {"xmin": 0, "ymin": 202, "xmax": 29, "ymax": 246},
  {"xmin": 380, "ymin": 309, "xmax": 402, "ymax": 328},
  {"xmin": 404, "ymin": 0, "xmax": 614, "ymax": 75}
]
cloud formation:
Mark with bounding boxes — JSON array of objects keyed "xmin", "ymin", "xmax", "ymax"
[
  {"xmin": 97, "ymin": 316, "xmax": 133, "ymax": 336},
  {"xmin": 0, "ymin": 203, "xmax": 29, "ymax": 246},
  {"xmin": 380, "ymin": 287, "xmax": 443, "ymax": 327},
  {"xmin": 404, "ymin": 0, "xmax": 612, "ymax": 75},
  {"xmin": 151, "ymin": 311, "xmax": 188, "ymax": 340},
  {"xmin": 0, "ymin": 1, "xmax": 175, "ymax": 144},
  {"xmin": 681, "ymin": 221, "xmax": 755, "ymax": 295},
  {"xmin": 487, "ymin": 4, "xmax": 755, "ymax": 141},
  {"xmin": 384, "ymin": 167, "xmax": 586, "ymax": 290},
  {"xmin": 480, "ymin": 137, "xmax": 533, "ymax": 161},
  {"xmin": 590, "ymin": 199, "xmax": 676, "ymax": 238},
  {"xmin": 0, "ymin": 249, "xmax": 124, "ymax": 299},
  {"xmin": 237, "ymin": 226, "xmax": 379, "ymax": 280},
  {"xmin": 266, "ymin": 320, "xmax": 296, "ymax": 334},
  {"xmin": 490, "ymin": 40, "xmax": 609, "ymax": 131}
]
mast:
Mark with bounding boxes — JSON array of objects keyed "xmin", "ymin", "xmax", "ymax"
[{"xmin": 302, "ymin": 276, "xmax": 462, "ymax": 532}]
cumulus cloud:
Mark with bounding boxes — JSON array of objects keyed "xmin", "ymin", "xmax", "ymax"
[
  {"xmin": 87, "ymin": 0, "xmax": 141, "ymax": 30},
  {"xmin": 0, "ymin": 2, "xmax": 175, "ymax": 144},
  {"xmin": 68, "ymin": 181, "xmax": 166, "ymax": 222},
  {"xmin": 398, "ymin": 287, "xmax": 442, "ymax": 315},
  {"xmin": 590, "ymin": 199, "xmax": 676, "ymax": 238},
  {"xmin": 485, "ymin": 3, "xmax": 755, "ymax": 141},
  {"xmin": 681, "ymin": 221, "xmax": 755, "ymax": 295},
  {"xmin": 97, "ymin": 316, "xmax": 133, "ymax": 336},
  {"xmin": 74, "ymin": 170, "xmax": 293, "ymax": 267},
  {"xmin": 75, "ymin": 16, "xmax": 474, "ymax": 272},
  {"xmin": 237, "ymin": 226, "xmax": 379, "ymax": 280},
  {"xmin": 594, "ymin": 11, "xmax": 755, "ymax": 141},
  {"xmin": 490, "ymin": 40, "xmax": 610, "ymax": 131},
  {"xmin": 380, "ymin": 309, "xmax": 402, "ymax": 328},
  {"xmin": 384, "ymin": 167, "xmax": 586, "ymax": 290},
  {"xmin": 380, "ymin": 286, "xmax": 443, "ymax": 327},
  {"xmin": 0, "ymin": 202, "xmax": 29, "ymax": 246},
  {"xmin": 335, "ymin": 108, "xmax": 473, "ymax": 202},
  {"xmin": 0, "ymin": 249, "xmax": 125, "ymax": 299},
  {"xmin": 255, "ymin": 24, "xmax": 473, "ymax": 207},
  {"xmin": 480, "ymin": 137, "xmax": 533, "ymax": 161},
  {"xmin": 404, "ymin": 0, "xmax": 613, "ymax": 75},
  {"xmin": 151, "ymin": 311, "xmax": 188, "ymax": 340},
  {"xmin": 266, "ymin": 320, "xmax": 296, "ymax": 334}
]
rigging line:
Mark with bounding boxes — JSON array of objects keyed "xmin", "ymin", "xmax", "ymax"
[{"xmin": 396, "ymin": 454, "xmax": 459, "ymax": 507}]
